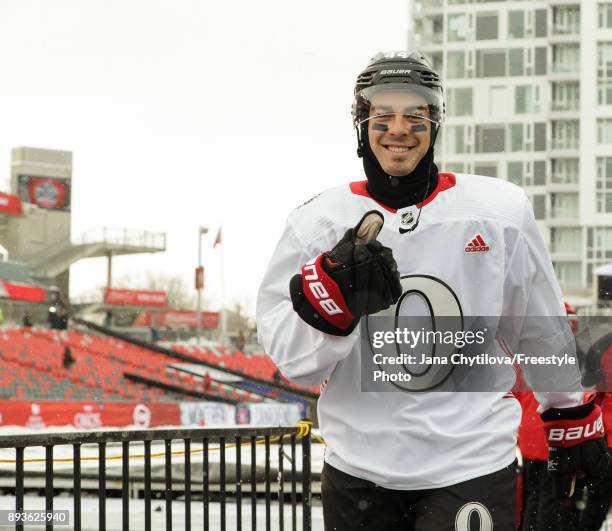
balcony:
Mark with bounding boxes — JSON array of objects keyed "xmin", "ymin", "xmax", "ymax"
[
  {"xmin": 413, "ymin": 0, "xmax": 443, "ymax": 15},
  {"xmin": 548, "ymin": 203, "xmax": 580, "ymax": 226},
  {"xmin": 551, "ymin": 250, "xmax": 582, "ymax": 261},
  {"xmin": 549, "ymin": 139, "xmax": 579, "ymax": 150},
  {"xmin": 550, "ymin": 241, "xmax": 582, "ymax": 259},
  {"xmin": 551, "ymin": 100, "xmax": 579, "ymax": 112},
  {"xmin": 552, "ymin": 22, "xmax": 580, "ymax": 36},
  {"xmin": 552, "ymin": 63, "xmax": 579, "ymax": 75},
  {"xmin": 421, "ymin": 32, "xmax": 444, "ymax": 46}
]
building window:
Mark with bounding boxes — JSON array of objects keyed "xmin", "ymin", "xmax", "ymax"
[
  {"xmin": 445, "ymin": 162, "xmax": 464, "ymax": 174},
  {"xmin": 476, "ymin": 13, "xmax": 498, "ymax": 40},
  {"xmin": 534, "ymin": 123, "xmax": 546, "ymax": 151},
  {"xmin": 535, "ymin": 47, "xmax": 547, "ymax": 75},
  {"xmin": 509, "ymin": 48, "xmax": 525, "ymax": 76},
  {"xmin": 445, "ymin": 125, "xmax": 466, "ymax": 154},
  {"xmin": 510, "ymin": 124, "xmax": 525, "ymax": 152},
  {"xmin": 534, "ymin": 160, "xmax": 546, "ymax": 185},
  {"xmin": 587, "ymin": 227, "xmax": 612, "ymax": 286},
  {"xmin": 553, "ymin": 262, "xmax": 582, "ymax": 288},
  {"xmin": 428, "ymin": 52, "xmax": 443, "ymax": 75},
  {"xmin": 535, "ymin": 9, "xmax": 547, "ymax": 38},
  {"xmin": 599, "ymin": 3, "xmax": 612, "ymax": 29},
  {"xmin": 475, "ymin": 125, "xmax": 505, "ymax": 153},
  {"xmin": 552, "ymin": 82, "xmax": 580, "ymax": 111},
  {"xmin": 598, "ymin": 119, "xmax": 612, "ymax": 144},
  {"xmin": 550, "ymin": 193, "xmax": 579, "ymax": 219},
  {"xmin": 447, "ymin": 51, "xmax": 466, "ymax": 79},
  {"xmin": 532, "ymin": 195, "xmax": 546, "ymax": 219},
  {"xmin": 447, "ymin": 88, "xmax": 473, "ymax": 117},
  {"xmin": 507, "ymin": 161, "xmax": 523, "ymax": 186},
  {"xmin": 596, "ymin": 158, "xmax": 612, "ymax": 213},
  {"xmin": 598, "ymin": 42, "xmax": 612, "ymax": 79},
  {"xmin": 552, "ymin": 120, "xmax": 579, "ymax": 150},
  {"xmin": 448, "ymin": 14, "xmax": 469, "ymax": 42},
  {"xmin": 476, "ymin": 49, "xmax": 506, "ymax": 77},
  {"xmin": 508, "ymin": 11, "xmax": 525, "ymax": 39},
  {"xmin": 552, "ymin": 44, "xmax": 580, "ymax": 74},
  {"xmin": 474, "ymin": 163, "xmax": 497, "ymax": 177},
  {"xmin": 422, "ymin": 15, "xmax": 443, "ymax": 45},
  {"xmin": 515, "ymin": 86, "xmax": 534, "ymax": 114},
  {"xmin": 553, "ymin": 6, "xmax": 580, "ymax": 35},
  {"xmin": 551, "ymin": 228, "xmax": 582, "ymax": 254},
  {"xmin": 588, "ymin": 227, "xmax": 612, "ymax": 259},
  {"xmin": 551, "ymin": 158, "xmax": 579, "ymax": 184},
  {"xmin": 598, "ymin": 81, "xmax": 612, "ymax": 105}
]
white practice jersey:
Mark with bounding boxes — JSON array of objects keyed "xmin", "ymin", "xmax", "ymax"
[{"xmin": 257, "ymin": 173, "xmax": 582, "ymax": 489}]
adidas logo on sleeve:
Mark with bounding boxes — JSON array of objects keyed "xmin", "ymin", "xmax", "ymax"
[{"xmin": 464, "ymin": 234, "xmax": 490, "ymax": 253}]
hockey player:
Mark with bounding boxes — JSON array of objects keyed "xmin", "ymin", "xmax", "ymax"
[{"xmin": 256, "ymin": 51, "xmax": 608, "ymax": 530}]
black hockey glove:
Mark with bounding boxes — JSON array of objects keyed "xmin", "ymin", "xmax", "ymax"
[
  {"xmin": 541, "ymin": 399, "xmax": 610, "ymax": 499},
  {"xmin": 290, "ymin": 211, "xmax": 402, "ymax": 336}
]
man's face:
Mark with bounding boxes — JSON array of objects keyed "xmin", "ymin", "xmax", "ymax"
[{"xmin": 367, "ymin": 91, "xmax": 432, "ymax": 177}]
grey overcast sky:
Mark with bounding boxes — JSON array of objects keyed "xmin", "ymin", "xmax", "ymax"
[{"xmin": 0, "ymin": 0, "xmax": 409, "ymax": 315}]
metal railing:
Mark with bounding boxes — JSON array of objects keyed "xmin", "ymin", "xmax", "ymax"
[
  {"xmin": 76, "ymin": 228, "xmax": 166, "ymax": 250},
  {"xmin": 549, "ymin": 138, "xmax": 579, "ymax": 150},
  {"xmin": 551, "ymin": 100, "xmax": 579, "ymax": 112},
  {"xmin": 0, "ymin": 425, "xmax": 312, "ymax": 531}
]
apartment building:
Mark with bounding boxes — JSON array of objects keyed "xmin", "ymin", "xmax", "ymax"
[{"xmin": 410, "ymin": 0, "xmax": 612, "ymax": 308}]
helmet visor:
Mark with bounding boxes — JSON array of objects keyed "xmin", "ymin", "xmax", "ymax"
[{"xmin": 353, "ymin": 83, "xmax": 445, "ymax": 129}]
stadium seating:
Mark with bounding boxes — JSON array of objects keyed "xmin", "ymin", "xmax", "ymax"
[
  {"xmin": 0, "ymin": 327, "xmax": 259, "ymax": 403},
  {"xmin": 171, "ymin": 343, "xmax": 320, "ymax": 394}
]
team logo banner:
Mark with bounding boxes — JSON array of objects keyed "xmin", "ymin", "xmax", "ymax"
[
  {"xmin": 105, "ymin": 288, "xmax": 167, "ymax": 307},
  {"xmin": 17, "ymin": 175, "xmax": 71, "ymax": 211}
]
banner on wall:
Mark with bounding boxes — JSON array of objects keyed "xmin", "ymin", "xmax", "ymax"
[
  {"xmin": 0, "ymin": 192, "xmax": 22, "ymax": 216},
  {"xmin": 105, "ymin": 288, "xmax": 167, "ymax": 307},
  {"xmin": 0, "ymin": 401, "xmax": 180, "ymax": 429},
  {"xmin": 0, "ymin": 281, "xmax": 46, "ymax": 303},
  {"xmin": 133, "ymin": 310, "xmax": 219, "ymax": 329},
  {"xmin": 179, "ymin": 402, "xmax": 236, "ymax": 426},
  {"xmin": 235, "ymin": 403, "xmax": 303, "ymax": 426}
]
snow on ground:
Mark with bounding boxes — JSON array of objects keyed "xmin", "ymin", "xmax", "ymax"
[{"xmin": 0, "ymin": 424, "xmax": 325, "ymax": 529}]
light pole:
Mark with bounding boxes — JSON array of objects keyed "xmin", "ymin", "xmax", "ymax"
[{"xmin": 196, "ymin": 226, "xmax": 208, "ymax": 344}]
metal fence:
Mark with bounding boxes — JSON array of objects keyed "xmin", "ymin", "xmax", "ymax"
[{"xmin": 0, "ymin": 425, "xmax": 312, "ymax": 531}]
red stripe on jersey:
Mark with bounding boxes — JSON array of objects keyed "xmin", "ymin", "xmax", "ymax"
[
  {"xmin": 348, "ymin": 181, "xmax": 397, "ymax": 213},
  {"xmin": 417, "ymin": 173, "xmax": 457, "ymax": 207}
]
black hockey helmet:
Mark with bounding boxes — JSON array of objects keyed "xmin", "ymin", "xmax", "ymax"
[{"xmin": 352, "ymin": 51, "xmax": 445, "ymax": 155}]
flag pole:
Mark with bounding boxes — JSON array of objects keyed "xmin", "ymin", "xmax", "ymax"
[
  {"xmin": 220, "ymin": 235, "xmax": 226, "ymax": 345},
  {"xmin": 214, "ymin": 227, "xmax": 226, "ymax": 345},
  {"xmin": 196, "ymin": 226, "xmax": 208, "ymax": 345}
]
